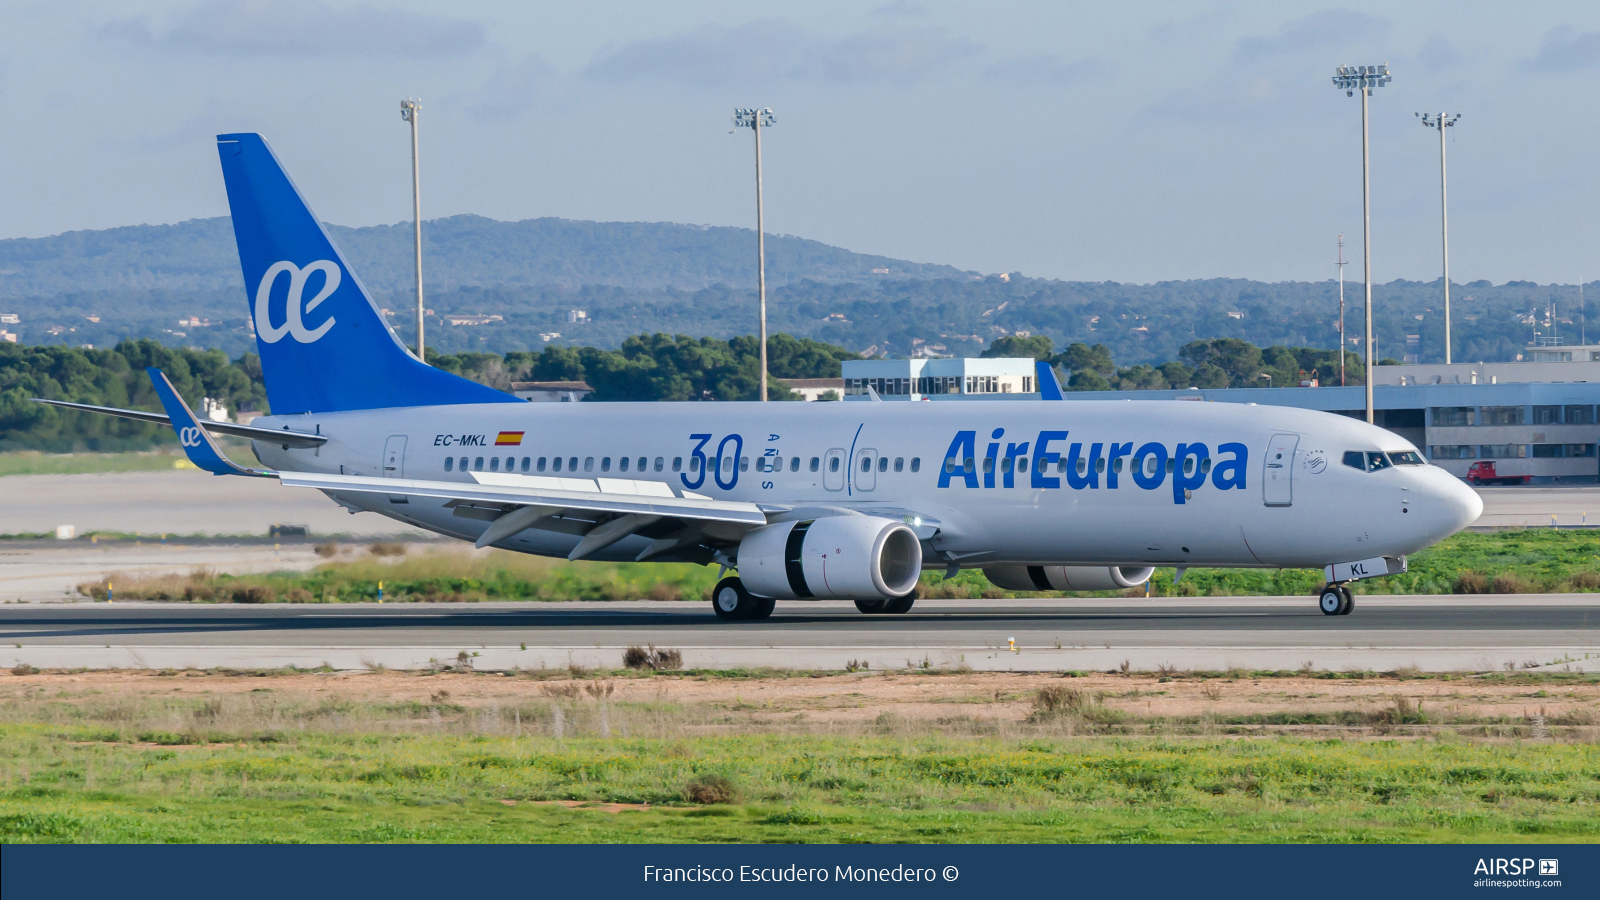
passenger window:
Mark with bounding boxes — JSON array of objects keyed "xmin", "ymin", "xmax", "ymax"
[
  {"xmin": 829, "ymin": 457, "xmax": 840, "ymax": 472},
  {"xmin": 811, "ymin": 457, "xmax": 820, "ymax": 472},
  {"xmin": 1112, "ymin": 458, "xmax": 1123, "ymax": 473},
  {"xmin": 1390, "ymin": 450, "xmax": 1424, "ymax": 466},
  {"xmin": 1057, "ymin": 459, "xmax": 1067, "ymax": 474},
  {"xmin": 1183, "ymin": 458, "xmax": 1193, "ymax": 475},
  {"xmin": 584, "ymin": 457, "xmax": 595, "ymax": 472},
  {"xmin": 601, "ymin": 457, "xmax": 611, "ymax": 472},
  {"xmin": 489, "ymin": 457, "xmax": 499, "ymax": 472},
  {"xmin": 1077, "ymin": 457, "xmax": 1088, "ymax": 475},
  {"xmin": 894, "ymin": 457, "xmax": 904, "ymax": 472},
  {"xmin": 619, "ymin": 457, "xmax": 629, "ymax": 472},
  {"xmin": 982, "ymin": 458, "xmax": 994, "ymax": 473},
  {"xmin": 945, "ymin": 457, "xmax": 956, "ymax": 474},
  {"xmin": 639, "ymin": 457, "xmax": 648, "ymax": 471},
  {"xmin": 655, "ymin": 457, "xmax": 664, "ymax": 472},
  {"xmin": 553, "ymin": 457, "xmax": 563, "ymax": 472},
  {"xmin": 521, "ymin": 457, "xmax": 530, "ymax": 472},
  {"xmin": 964, "ymin": 457, "xmax": 975, "ymax": 472},
  {"xmin": 1366, "ymin": 452, "xmax": 1392, "ymax": 472},
  {"xmin": 1199, "ymin": 458, "xmax": 1210, "ymax": 474},
  {"xmin": 569, "ymin": 457, "xmax": 578, "ymax": 471},
  {"xmin": 878, "ymin": 457, "xmax": 888, "ymax": 472},
  {"xmin": 1342, "ymin": 451, "xmax": 1364, "ymax": 470},
  {"xmin": 690, "ymin": 457, "xmax": 701, "ymax": 472},
  {"xmin": 910, "ymin": 458, "xmax": 920, "ymax": 473},
  {"xmin": 537, "ymin": 457, "xmax": 547, "ymax": 472},
  {"xmin": 1094, "ymin": 458, "xmax": 1104, "ymax": 473},
  {"xmin": 459, "ymin": 457, "xmax": 468, "ymax": 471},
  {"xmin": 1000, "ymin": 457, "xmax": 1012, "ymax": 473},
  {"xmin": 740, "ymin": 457, "xmax": 749, "ymax": 472},
  {"xmin": 474, "ymin": 457, "xmax": 484, "ymax": 471},
  {"xmin": 790, "ymin": 457, "xmax": 800, "ymax": 472},
  {"xmin": 672, "ymin": 457, "xmax": 682, "ymax": 472},
  {"xmin": 444, "ymin": 457, "xmax": 454, "ymax": 472},
  {"xmin": 861, "ymin": 456, "xmax": 872, "ymax": 472},
  {"xmin": 1165, "ymin": 459, "xmax": 1174, "ymax": 473}
]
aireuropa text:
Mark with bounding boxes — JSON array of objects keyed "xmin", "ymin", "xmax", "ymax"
[{"xmin": 642, "ymin": 865, "xmax": 945, "ymax": 883}]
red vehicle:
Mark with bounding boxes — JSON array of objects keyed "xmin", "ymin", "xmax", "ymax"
[{"xmin": 1466, "ymin": 461, "xmax": 1531, "ymax": 486}]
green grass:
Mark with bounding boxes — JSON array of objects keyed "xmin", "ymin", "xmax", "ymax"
[
  {"xmin": 0, "ymin": 450, "xmax": 193, "ymax": 477},
  {"xmin": 2, "ymin": 725, "xmax": 1596, "ymax": 843},
  {"xmin": 83, "ymin": 529, "xmax": 1600, "ymax": 604}
]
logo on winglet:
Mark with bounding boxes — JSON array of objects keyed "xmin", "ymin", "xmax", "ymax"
[
  {"xmin": 179, "ymin": 426, "xmax": 203, "ymax": 447},
  {"xmin": 255, "ymin": 260, "xmax": 340, "ymax": 344}
]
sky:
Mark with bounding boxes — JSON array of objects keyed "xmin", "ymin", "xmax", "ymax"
[{"xmin": 2, "ymin": 1, "xmax": 1598, "ymax": 285}]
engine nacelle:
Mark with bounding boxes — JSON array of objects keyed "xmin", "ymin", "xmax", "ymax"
[
  {"xmin": 983, "ymin": 565, "xmax": 1156, "ymax": 593},
  {"xmin": 738, "ymin": 516, "xmax": 923, "ymax": 600}
]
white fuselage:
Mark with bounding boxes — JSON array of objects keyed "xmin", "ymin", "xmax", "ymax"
[{"xmin": 250, "ymin": 398, "xmax": 1481, "ymax": 570}]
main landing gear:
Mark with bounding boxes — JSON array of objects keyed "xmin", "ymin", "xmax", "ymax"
[
  {"xmin": 854, "ymin": 593, "xmax": 916, "ymax": 615},
  {"xmin": 711, "ymin": 576, "xmax": 775, "ymax": 621},
  {"xmin": 1318, "ymin": 583, "xmax": 1355, "ymax": 616}
]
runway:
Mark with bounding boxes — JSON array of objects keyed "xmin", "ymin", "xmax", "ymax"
[{"xmin": 3, "ymin": 596, "xmax": 1596, "ymax": 674}]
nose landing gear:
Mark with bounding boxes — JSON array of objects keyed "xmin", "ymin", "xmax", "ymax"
[{"xmin": 1318, "ymin": 583, "xmax": 1354, "ymax": 616}]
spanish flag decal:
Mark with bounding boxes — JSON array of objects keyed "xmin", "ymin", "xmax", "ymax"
[{"xmin": 495, "ymin": 431, "xmax": 525, "ymax": 446}]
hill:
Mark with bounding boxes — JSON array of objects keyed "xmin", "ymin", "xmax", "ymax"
[{"xmin": 0, "ymin": 215, "xmax": 968, "ymax": 298}]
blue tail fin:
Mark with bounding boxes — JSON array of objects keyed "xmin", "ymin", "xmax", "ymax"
[
  {"xmin": 216, "ymin": 133, "xmax": 517, "ymax": 414},
  {"xmin": 1036, "ymin": 360, "xmax": 1065, "ymax": 400}
]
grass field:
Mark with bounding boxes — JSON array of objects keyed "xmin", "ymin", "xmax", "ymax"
[
  {"xmin": 74, "ymin": 529, "xmax": 1600, "ymax": 604},
  {"xmin": 0, "ymin": 450, "xmax": 193, "ymax": 477},
  {"xmin": 0, "ymin": 669, "xmax": 1596, "ymax": 843}
]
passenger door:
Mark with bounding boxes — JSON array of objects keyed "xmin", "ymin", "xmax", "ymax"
[
  {"xmin": 1262, "ymin": 433, "xmax": 1299, "ymax": 507},
  {"xmin": 824, "ymin": 448, "xmax": 846, "ymax": 492},
  {"xmin": 855, "ymin": 448, "xmax": 878, "ymax": 492}
]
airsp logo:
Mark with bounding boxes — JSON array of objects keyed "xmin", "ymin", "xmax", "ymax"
[
  {"xmin": 255, "ymin": 260, "xmax": 341, "ymax": 344},
  {"xmin": 179, "ymin": 426, "xmax": 203, "ymax": 448}
]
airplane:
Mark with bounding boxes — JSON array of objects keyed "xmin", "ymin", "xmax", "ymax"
[{"xmin": 35, "ymin": 133, "xmax": 1483, "ymax": 620}]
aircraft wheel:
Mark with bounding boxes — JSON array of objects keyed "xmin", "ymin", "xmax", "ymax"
[
  {"xmin": 1319, "ymin": 586, "xmax": 1344, "ymax": 616},
  {"xmin": 854, "ymin": 598, "xmax": 890, "ymax": 614},
  {"xmin": 712, "ymin": 577, "xmax": 757, "ymax": 621},
  {"xmin": 1338, "ymin": 585, "xmax": 1355, "ymax": 616},
  {"xmin": 750, "ymin": 594, "xmax": 777, "ymax": 620},
  {"xmin": 884, "ymin": 592, "xmax": 916, "ymax": 614}
]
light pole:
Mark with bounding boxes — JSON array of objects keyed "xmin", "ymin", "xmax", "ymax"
[
  {"xmin": 733, "ymin": 107, "xmax": 776, "ymax": 401},
  {"xmin": 400, "ymin": 97, "xmax": 425, "ymax": 362},
  {"xmin": 1332, "ymin": 64, "xmax": 1392, "ymax": 424},
  {"xmin": 1418, "ymin": 112, "xmax": 1461, "ymax": 364},
  {"xmin": 1337, "ymin": 232, "xmax": 1347, "ymax": 386}
]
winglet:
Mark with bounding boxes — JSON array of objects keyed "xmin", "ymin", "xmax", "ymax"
[
  {"xmin": 146, "ymin": 368, "xmax": 273, "ymax": 477},
  {"xmin": 1036, "ymin": 360, "xmax": 1065, "ymax": 400}
]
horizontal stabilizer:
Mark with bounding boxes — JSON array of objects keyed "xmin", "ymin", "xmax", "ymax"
[{"xmin": 30, "ymin": 398, "xmax": 326, "ymax": 448}]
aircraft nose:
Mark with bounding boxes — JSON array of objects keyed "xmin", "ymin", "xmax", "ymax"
[{"xmin": 1438, "ymin": 475, "xmax": 1483, "ymax": 532}]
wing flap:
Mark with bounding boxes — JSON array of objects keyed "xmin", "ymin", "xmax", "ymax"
[{"xmin": 278, "ymin": 471, "xmax": 768, "ymax": 525}]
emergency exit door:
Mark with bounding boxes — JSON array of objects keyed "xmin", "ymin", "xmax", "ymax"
[
  {"xmin": 1263, "ymin": 433, "xmax": 1298, "ymax": 507},
  {"xmin": 382, "ymin": 435, "xmax": 407, "ymax": 503}
]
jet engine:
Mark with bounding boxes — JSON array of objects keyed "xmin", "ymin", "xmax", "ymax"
[
  {"xmin": 983, "ymin": 565, "xmax": 1156, "ymax": 592},
  {"xmin": 738, "ymin": 516, "xmax": 922, "ymax": 600}
]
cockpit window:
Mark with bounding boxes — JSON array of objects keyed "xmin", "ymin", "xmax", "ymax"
[
  {"xmin": 1342, "ymin": 451, "xmax": 1365, "ymax": 470},
  {"xmin": 1389, "ymin": 450, "xmax": 1425, "ymax": 466},
  {"xmin": 1345, "ymin": 450, "xmax": 1404, "ymax": 472},
  {"xmin": 1366, "ymin": 451, "xmax": 1392, "ymax": 472}
]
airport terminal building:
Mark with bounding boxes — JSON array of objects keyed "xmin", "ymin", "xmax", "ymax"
[{"xmin": 843, "ymin": 354, "xmax": 1600, "ymax": 483}]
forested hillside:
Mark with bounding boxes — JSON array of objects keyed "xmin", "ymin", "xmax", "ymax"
[{"xmin": 0, "ymin": 216, "xmax": 1586, "ymax": 367}]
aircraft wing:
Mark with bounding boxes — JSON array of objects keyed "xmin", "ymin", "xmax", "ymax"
[
  {"xmin": 30, "ymin": 398, "xmax": 326, "ymax": 448},
  {"xmin": 280, "ymin": 470, "xmax": 767, "ymax": 525}
]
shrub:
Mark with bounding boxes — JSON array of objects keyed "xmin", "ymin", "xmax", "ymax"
[
  {"xmin": 368, "ymin": 542, "xmax": 406, "ymax": 557},
  {"xmin": 11, "ymin": 663, "xmax": 40, "ymax": 676},
  {"xmin": 231, "ymin": 586, "xmax": 274, "ymax": 604},
  {"xmin": 1570, "ymin": 571, "xmax": 1600, "ymax": 590},
  {"xmin": 1454, "ymin": 571, "xmax": 1489, "ymax": 594},
  {"xmin": 313, "ymin": 542, "xmax": 338, "ymax": 558},
  {"xmin": 683, "ymin": 774, "xmax": 739, "ymax": 804},
  {"xmin": 1491, "ymin": 572, "xmax": 1531, "ymax": 594},
  {"xmin": 623, "ymin": 644, "xmax": 683, "ymax": 670}
]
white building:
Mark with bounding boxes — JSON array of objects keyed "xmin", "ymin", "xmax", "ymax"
[
  {"xmin": 511, "ymin": 381, "xmax": 593, "ymax": 402},
  {"xmin": 784, "ymin": 378, "xmax": 843, "ymax": 401},
  {"xmin": 841, "ymin": 357, "xmax": 1038, "ymax": 400},
  {"xmin": 1370, "ymin": 357, "xmax": 1600, "ymax": 387}
]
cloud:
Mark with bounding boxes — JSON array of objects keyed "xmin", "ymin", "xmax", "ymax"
[
  {"xmin": 1523, "ymin": 26, "xmax": 1600, "ymax": 72},
  {"xmin": 101, "ymin": 0, "xmax": 486, "ymax": 59},
  {"xmin": 1232, "ymin": 10, "xmax": 1389, "ymax": 63},
  {"xmin": 984, "ymin": 55, "xmax": 1101, "ymax": 86},
  {"xmin": 465, "ymin": 56, "xmax": 556, "ymax": 121},
  {"xmin": 584, "ymin": 19, "xmax": 979, "ymax": 86}
]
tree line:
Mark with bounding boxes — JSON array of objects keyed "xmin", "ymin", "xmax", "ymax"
[{"xmin": 2, "ymin": 332, "xmax": 1374, "ymax": 452}]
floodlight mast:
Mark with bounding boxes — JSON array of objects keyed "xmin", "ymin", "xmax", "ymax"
[
  {"xmin": 1332, "ymin": 64, "xmax": 1391, "ymax": 424},
  {"xmin": 1337, "ymin": 233, "xmax": 1347, "ymax": 386},
  {"xmin": 733, "ymin": 107, "xmax": 776, "ymax": 401},
  {"xmin": 400, "ymin": 98, "xmax": 424, "ymax": 361},
  {"xmin": 1418, "ymin": 112, "xmax": 1461, "ymax": 364}
]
